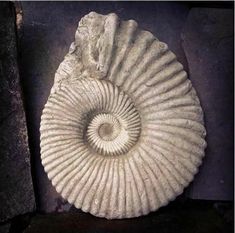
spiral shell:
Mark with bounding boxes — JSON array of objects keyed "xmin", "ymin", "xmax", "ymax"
[{"xmin": 40, "ymin": 12, "xmax": 207, "ymax": 219}]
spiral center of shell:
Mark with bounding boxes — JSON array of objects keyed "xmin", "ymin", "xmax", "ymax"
[
  {"xmin": 87, "ymin": 111, "xmax": 140, "ymax": 156},
  {"xmin": 90, "ymin": 114, "xmax": 121, "ymax": 141},
  {"xmin": 98, "ymin": 122, "xmax": 120, "ymax": 141}
]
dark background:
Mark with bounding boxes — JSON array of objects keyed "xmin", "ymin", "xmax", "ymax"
[{"xmin": 0, "ymin": 1, "xmax": 234, "ymax": 233}]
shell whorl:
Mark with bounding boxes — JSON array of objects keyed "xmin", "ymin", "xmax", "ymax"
[{"xmin": 40, "ymin": 12, "xmax": 207, "ymax": 219}]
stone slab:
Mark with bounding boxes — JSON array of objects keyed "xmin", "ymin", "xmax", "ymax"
[
  {"xmin": 18, "ymin": 2, "xmax": 233, "ymax": 213},
  {"xmin": 23, "ymin": 201, "xmax": 233, "ymax": 233},
  {"xmin": 19, "ymin": 1, "xmax": 190, "ymax": 213},
  {"xmin": 0, "ymin": 2, "xmax": 35, "ymax": 222},
  {"xmin": 182, "ymin": 8, "xmax": 234, "ymax": 200},
  {"xmin": 0, "ymin": 223, "xmax": 10, "ymax": 233}
]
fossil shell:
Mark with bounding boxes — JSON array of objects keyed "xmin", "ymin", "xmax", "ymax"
[{"xmin": 40, "ymin": 12, "xmax": 207, "ymax": 219}]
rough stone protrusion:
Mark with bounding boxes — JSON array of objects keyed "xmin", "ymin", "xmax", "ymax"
[{"xmin": 0, "ymin": 2, "xmax": 35, "ymax": 222}]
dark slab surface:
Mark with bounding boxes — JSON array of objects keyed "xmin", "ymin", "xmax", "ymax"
[
  {"xmin": 0, "ymin": 2, "xmax": 35, "ymax": 222},
  {"xmin": 23, "ymin": 201, "xmax": 233, "ymax": 233},
  {"xmin": 18, "ymin": 1, "xmax": 190, "ymax": 213},
  {"xmin": 182, "ymin": 8, "xmax": 234, "ymax": 200},
  {"xmin": 18, "ymin": 1, "xmax": 234, "ymax": 214},
  {"xmin": 0, "ymin": 223, "xmax": 10, "ymax": 233}
]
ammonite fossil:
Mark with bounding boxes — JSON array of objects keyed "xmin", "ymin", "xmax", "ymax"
[{"xmin": 40, "ymin": 12, "xmax": 207, "ymax": 219}]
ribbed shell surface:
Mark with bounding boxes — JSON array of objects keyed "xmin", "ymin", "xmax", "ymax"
[{"xmin": 40, "ymin": 12, "xmax": 207, "ymax": 219}]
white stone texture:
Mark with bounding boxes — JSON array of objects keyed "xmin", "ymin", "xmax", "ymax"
[{"xmin": 40, "ymin": 12, "xmax": 206, "ymax": 219}]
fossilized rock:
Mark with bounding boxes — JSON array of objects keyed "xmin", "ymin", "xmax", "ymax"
[{"xmin": 40, "ymin": 12, "xmax": 206, "ymax": 219}]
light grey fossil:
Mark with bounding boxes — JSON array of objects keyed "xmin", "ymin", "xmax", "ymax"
[{"xmin": 40, "ymin": 12, "xmax": 207, "ymax": 219}]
